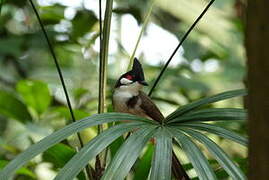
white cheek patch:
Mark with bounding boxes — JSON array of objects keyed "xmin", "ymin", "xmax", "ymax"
[{"xmin": 120, "ymin": 78, "xmax": 133, "ymax": 85}]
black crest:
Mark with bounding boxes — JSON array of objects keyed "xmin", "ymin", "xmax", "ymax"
[{"xmin": 115, "ymin": 58, "xmax": 148, "ymax": 87}]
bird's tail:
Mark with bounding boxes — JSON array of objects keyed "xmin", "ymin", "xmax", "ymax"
[{"xmin": 172, "ymin": 151, "xmax": 190, "ymax": 180}]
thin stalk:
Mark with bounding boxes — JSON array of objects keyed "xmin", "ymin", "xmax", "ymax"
[
  {"xmin": 97, "ymin": 0, "xmax": 103, "ymax": 133},
  {"xmin": 28, "ymin": 0, "xmax": 92, "ymax": 179},
  {"xmin": 148, "ymin": 0, "xmax": 216, "ymax": 97},
  {"xmin": 96, "ymin": 0, "xmax": 103, "ymax": 178},
  {"xmin": 96, "ymin": 0, "xmax": 114, "ymax": 178},
  {"xmin": 128, "ymin": 0, "xmax": 155, "ymax": 70},
  {"xmin": 98, "ymin": 0, "xmax": 113, "ymax": 114}
]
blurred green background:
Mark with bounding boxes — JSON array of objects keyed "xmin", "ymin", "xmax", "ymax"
[{"xmin": 0, "ymin": 0, "xmax": 247, "ymax": 179}]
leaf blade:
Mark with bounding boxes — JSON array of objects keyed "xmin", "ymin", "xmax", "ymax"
[
  {"xmin": 102, "ymin": 125, "xmax": 157, "ymax": 180},
  {"xmin": 55, "ymin": 122, "xmax": 147, "ymax": 180},
  {"xmin": 0, "ymin": 90, "xmax": 32, "ymax": 123},
  {"xmin": 0, "ymin": 113, "xmax": 151, "ymax": 179},
  {"xmin": 166, "ymin": 89, "xmax": 247, "ymax": 121},
  {"xmin": 177, "ymin": 122, "xmax": 248, "ymax": 146},
  {"xmin": 149, "ymin": 127, "xmax": 172, "ymax": 180},
  {"xmin": 181, "ymin": 129, "xmax": 247, "ymax": 180},
  {"xmin": 168, "ymin": 108, "xmax": 247, "ymax": 123},
  {"xmin": 16, "ymin": 80, "xmax": 51, "ymax": 115},
  {"xmin": 171, "ymin": 128, "xmax": 217, "ymax": 180}
]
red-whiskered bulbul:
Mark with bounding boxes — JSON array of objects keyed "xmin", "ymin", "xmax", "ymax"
[{"xmin": 112, "ymin": 58, "xmax": 190, "ymax": 180}]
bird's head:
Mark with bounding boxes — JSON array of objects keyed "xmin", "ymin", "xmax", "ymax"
[{"xmin": 115, "ymin": 58, "xmax": 148, "ymax": 91}]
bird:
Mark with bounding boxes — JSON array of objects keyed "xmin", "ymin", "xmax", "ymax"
[{"xmin": 112, "ymin": 58, "xmax": 190, "ymax": 180}]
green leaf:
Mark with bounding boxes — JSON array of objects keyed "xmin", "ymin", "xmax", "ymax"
[
  {"xmin": 16, "ymin": 80, "xmax": 51, "ymax": 115},
  {"xmin": 109, "ymin": 136, "xmax": 125, "ymax": 160},
  {"xmin": 113, "ymin": 7, "xmax": 142, "ymax": 24},
  {"xmin": 0, "ymin": 37, "xmax": 24, "ymax": 57},
  {"xmin": 149, "ymin": 127, "xmax": 172, "ymax": 180},
  {"xmin": 169, "ymin": 108, "xmax": 246, "ymax": 123},
  {"xmin": 177, "ymin": 122, "xmax": 247, "ymax": 146},
  {"xmin": 52, "ymin": 106, "xmax": 89, "ymax": 121},
  {"xmin": 71, "ymin": 10, "xmax": 98, "ymax": 39},
  {"xmin": 55, "ymin": 122, "xmax": 147, "ymax": 180},
  {"xmin": 43, "ymin": 143, "xmax": 75, "ymax": 168},
  {"xmin": 40, "ymin": 4, "xmax": 65, "ymax": 25},
  {"xmin": 43, "ymin": 143, "xmax": 86, "ymax": 180},
  {"xmin": 172, "ymin": 128, "xmax": 217, "ymax": 180},
  {"xmin": 133, "ymin": 143, "xmax": 154, "ymax": 180},
  {"xmin": 0, "ymin": 90, "xmax": 32, "ymax": 123},
  {"xmin": 166, "ymin": 89, "xmax": 247, "ymax": 121},
  {"xmin": 181, "ymin": 129, "xmax": 246, "ymax": 180},
  {"xmin": 0, "ymin": 160, "xmax": 36, "ymax": 179},
  {"xmin": 0, "ymin": 113, "xmax": 152, "ymax": 179},
  {"xmin": 102, "ymin": 125, "xmax": 157, "ymax": 180}
]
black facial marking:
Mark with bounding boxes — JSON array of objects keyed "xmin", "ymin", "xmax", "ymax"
[
  {"xmin": 127, "ymin": 95, "xmax": 139, "ymax": 108},
  {"xmin": 114, "ymin": 58, "xmax": 147, "ymax": 88}
]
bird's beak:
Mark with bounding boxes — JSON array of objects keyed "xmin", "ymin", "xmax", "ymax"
[{"xmin": 139, "ymin": 81, "xmax": 149, "ymax": 86}]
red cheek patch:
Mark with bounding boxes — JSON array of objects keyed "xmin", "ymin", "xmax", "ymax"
[{"xmin": 126, "ymin": 75, "xmax": 133, "ymax": 80}]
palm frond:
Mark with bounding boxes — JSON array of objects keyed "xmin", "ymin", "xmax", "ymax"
[
  {"xmin": 166, "ymin": 89, "xmax": 247, "ymax": 121},
  {"xmin": 172, "ymin": 128, "xmax": 217, "ymax": 180},
  {"xmin": 180, "ymin": 128, "xmax": 246, "ymax": 180},
  {"xmin": 149, "ymin": 127, "xmax": 172, "ymax": 180}
]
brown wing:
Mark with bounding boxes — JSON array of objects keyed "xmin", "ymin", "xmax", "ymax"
[{"xmin": 139, "ymin": 91, "xmax": 164, "ymax": 122}]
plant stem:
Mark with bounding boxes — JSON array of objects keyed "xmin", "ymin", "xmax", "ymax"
[
  {"xmin": 98, "ymin": 0, "xmax": 113, "ymax": 114},
  {"xmin": 96, "ymin": 0, "xmax": 114, "ymax": 178},
  {"xmin": 148, "ymin": 0, "xmax": 216, "ymax": 97}
]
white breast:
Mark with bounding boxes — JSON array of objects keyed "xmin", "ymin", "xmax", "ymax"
[
  {"xmin": 113, "ymin": 90, "xmax": 133, "ymax": 113},
  {"xmin": 113, "ymin": 88, "xmax": 150, "ymax": 119}
]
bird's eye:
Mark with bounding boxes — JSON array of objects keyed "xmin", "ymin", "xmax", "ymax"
[{"xmin": 125, "ymin": 75, "xmax": 133, "ymax": 80}]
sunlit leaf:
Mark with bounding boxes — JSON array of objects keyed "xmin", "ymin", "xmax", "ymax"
[
  {"xmin": 40, "ymin": 4, "xmax": 65, "ymax": 25},
  {"xmin": 52, "ymin": 106, "xmax": 89, "ymax": 121},
  {"xmin": 16, "ymin": 80, "xmax": 51, "ymax": 115}
]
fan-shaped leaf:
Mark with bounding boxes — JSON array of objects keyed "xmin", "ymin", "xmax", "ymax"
[
  {"xmin": 177, "ymin": 122, "xmax": 247, "ymax": 146},
  {"xmin": 102, "ymin": 125, "xmax": 157, "ymax": 180},
  {"xmin": 181, "ymin": 128, "xmax": 246, "ymax": 180},
  {"xmin": 0, "ymin": 113, "xmax": 151, "ymax": 179},
  {"xmin": 133, "ymin": 144, "xmax": 154, "ymax": 180},
  {"xmin": 55, "ymin": 122, "xmax": 147, "ymax": 180},
  {"xmin": 166, "ymin": 89, "xmax": 247, "ymax": 121},
  {"xmin": 168, "ymin": 108, "xmax": 246, "ymax": 123},
  {"xmin": 172, "ymin": 128, "xmax": 217, "ymax": 180},
  {"xmin": 149, "ymin": 127, "xmax": 172, "ymax": 180}
]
